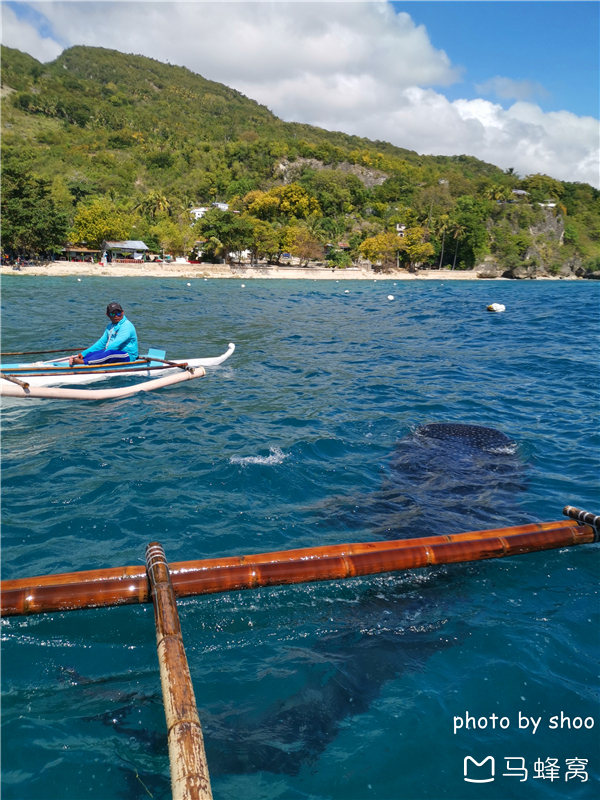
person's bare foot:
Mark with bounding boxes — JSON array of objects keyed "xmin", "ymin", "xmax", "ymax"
[{"xmin": 69, "ymin": 355, "xmax": 84, "ymax": 366}]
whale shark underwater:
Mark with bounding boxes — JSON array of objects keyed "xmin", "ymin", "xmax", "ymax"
[
  {"xmin": 71, "ymin": 422, "xmax": 527, "ymax": 790},
  {"xmin": 200, "ymin": 422, "xmax": 528, "ymax": 777}
]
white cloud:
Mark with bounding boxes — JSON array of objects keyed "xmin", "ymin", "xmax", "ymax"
[
  {"xmin": 2, "ymin": 4, "xmax": 63, "ymax": 62},
  {"xmin": 475, "ymin": 76, "xmax": 550, "ymax": 103},
  {"xmin": 3, "ymin": 1, "xmax": 599, "ymax": 186},
  {"xmin": 321, "ymin": 90, "xmax": 599, "ymax": 185}
]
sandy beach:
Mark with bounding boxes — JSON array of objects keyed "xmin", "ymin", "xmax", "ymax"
[{"xmin": 1, "ymin": 261, "xmax": 577, "ymax": 280}]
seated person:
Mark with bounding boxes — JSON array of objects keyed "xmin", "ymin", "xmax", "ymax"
[{"xmin": 69, "ymin": 302, "xmax": 139, "ymax": 366}]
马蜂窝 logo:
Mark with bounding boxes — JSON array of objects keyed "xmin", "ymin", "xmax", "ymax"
[{"xmin": 464, "ymin": 756, "xmax": 495, "ymax": 783}]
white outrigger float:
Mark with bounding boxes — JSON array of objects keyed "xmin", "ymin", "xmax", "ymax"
[{"xmin": 0, "ymin": 343, "xmax": 235, "ymax": 400}]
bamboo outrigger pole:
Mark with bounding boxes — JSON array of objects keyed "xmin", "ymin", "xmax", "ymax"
[
  {"xmin": 0, "ymin": 367, "xmax": 205, "ymax": 400},
  {"xmin": 146, "ymin": 543, "xmax": 213, "ymax": 800},
  {"xmin": 2, "ymin": 509, "xmax": 598, "ymax": 618},
  {"xmin": 0, "ymin": 348, "xmax": 85, "ymax": 356}
]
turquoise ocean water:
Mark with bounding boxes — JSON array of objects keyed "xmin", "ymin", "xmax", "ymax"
[{"xmin": 1, "ymin": 276, "xmax": 599, "ymax": 800}]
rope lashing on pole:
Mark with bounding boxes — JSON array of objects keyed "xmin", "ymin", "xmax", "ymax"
[
  {"xmin": 563, "ymin": 506, "xmax": 600, "ymax": 541},
  {"xmin": 142, "ymin": 355, "xmax": 192, "ymax": 372}
]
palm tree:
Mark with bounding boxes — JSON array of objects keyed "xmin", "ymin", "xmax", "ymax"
[
  {"xmin": 134, "ymin": 190, "xmax": 171, "ymax": 220},
  {"xmin": 435, "ymin": 214, "xmax": 451, "ymax": 269},
  {"xmin": 450, "ymin": 223, "xmax": 466, "ymax": 270},
  {"xmin": 483, "ymin": 185, "xmax": 511, "ymax": 202}
]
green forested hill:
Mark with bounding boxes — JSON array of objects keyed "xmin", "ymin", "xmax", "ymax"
[{"xmin": 2, "ymin": 44, "xmax": 598, "ymax": 275}]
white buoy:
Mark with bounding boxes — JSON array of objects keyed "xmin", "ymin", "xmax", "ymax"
[
  {"xmin": 344, "ymin": 289, "xmax": 349, "ymax": 293},
  {"xmin": 241, "ymin": 284, "xmax": 245, "ymax": 287},
  {"xmin": 388, "ymin": 295, "xmax": 394, "ymax": 300},
  {"xmin": 487, "ymin": 303, "xmax": 506, "ymax": 313},
  {"xmin": 77, "ymin": 278, "xmax": 81, "ymax": 282},
  {"xmin": 187, "ymin": 282, "xmax": 191, "ymax": 286},
  {"xmin": 204, "ymin": 278, "xmax": 208, "ymax": 281}
]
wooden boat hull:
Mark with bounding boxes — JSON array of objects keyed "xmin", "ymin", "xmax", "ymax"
[{"xmin": 1, "ymin": 343, "xmax": 235, "ymax": 388}]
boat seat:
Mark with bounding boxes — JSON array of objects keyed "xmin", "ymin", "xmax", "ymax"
[{"xmin": 146, "ymin": 348, "xmax": 167, "ymax": 367}]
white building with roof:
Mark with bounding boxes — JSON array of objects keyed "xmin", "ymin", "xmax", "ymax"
[{"xmin": 101, "ymin": 240, "xmax": 149, "ymax": 261}]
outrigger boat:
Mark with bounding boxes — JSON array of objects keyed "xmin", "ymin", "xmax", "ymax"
[
  {"xmin": 0, "ymin": 342, "xmax": 235, "ymax": 388},
  {"xmin": 0, "ymin": 343, "xmax": 235, "ymax": 400}
]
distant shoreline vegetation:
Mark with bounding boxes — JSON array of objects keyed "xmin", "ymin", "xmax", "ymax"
[{"xmin": 1, "ymin": 45, "xmax": 599, "ymax": 278}]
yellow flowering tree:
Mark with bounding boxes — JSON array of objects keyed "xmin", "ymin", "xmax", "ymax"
[
  {"xmin": 401, "ymin": 226, "xmax": 435, "ymax": 267},
  {"xmin": 245, "ymin": 183, "xmax": 321, "ymax": 221},
  {"xmin": 359, "ymin": 231, "xmax": 402, "ymax": 270},
  {"xmin": 71, "ymin": 199, "xmax": 133, "ymax": 248}
]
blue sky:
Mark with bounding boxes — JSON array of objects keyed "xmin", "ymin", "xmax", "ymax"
[
  {"xmin": 394, "ymin": 1, "xmax": 599, "ymax": 117},
  {"xmin": 2, "ymin": 1, "xmax": 599, "ymax": 185}
]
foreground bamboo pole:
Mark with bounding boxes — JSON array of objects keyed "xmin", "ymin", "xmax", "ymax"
[
  {"xmin": 146, "ymin": 542, "xmax": 212, "ymax": 800},
  {"xmin": 2, "ymin": 512, "xmax": 598, "ymax": 617},
  {"xmin": 1, "ymin": 519, "xmax": 582, "ymax": 615}
]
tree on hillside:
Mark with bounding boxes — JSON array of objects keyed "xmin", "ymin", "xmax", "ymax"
[
  {"xmin": 1, "ymin": 157, "xmax": 69, "ymax": 255},
  {"xmin": 434, "ymin": 214, "xmax": 451, "ymax": 268},
  {"xmin": 400, "ymin": 226, "xmax": 435, "ymax": 269},
  {"xmin": 299, "ymin": 170, "xmax": 367, "ymax": 217},
  {"xmin": 359, "ymin": 232, "xmax": 402, "ymax": 271},
  {"xmin": 450, "ymin": 223, "xmax": 466, "ymax": 270},
  {"xmin": 134, "ymin": 190, "xmax": 172, "ymax": 220},
  {"xmin": 194, "ymin": 208, "xmax": 253, "ymax": 262},
  {"xmin": 246, "ymin": 183, "xmax": 321, "ymax": 221},
  {"xmin": 483, "ymin": 184, "xmax": 511, "ymax": 202},
  {"xmin": 521, "ymin": 174, "xmax": 564, "ymax": 202},
  {"xmin": 247, "ymin": 218, "xmax": 281, "ymax": 264},
  {"xmin": 451, "ymin": 196, "xmax": 491, "ymax": 268},
  {"xmin": 71, "ymin": 199, "xmax": 133, "ymax": 248},
  {"xmin": 288, "ymin": 226, "xmax": 323, "ymax": 266}
]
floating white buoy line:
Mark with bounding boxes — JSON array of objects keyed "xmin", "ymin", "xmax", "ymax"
[
  {"xmin": 487, "ymin": 303, "xmax": 506, "ymax": 313},
  {"xmin": 187, "ymin": 282, "xmax": 191, "ymax": 286},
  {"xmin": 388, "ymin": 295, "xmax": 394, "ymax": 300},
  {"xmin": 241, "ymin": 284, "xmax": 245, "ymax": 287},
  {"xmin": 344, "ymin": 289, "xmax": 349, "ymax": 293},
  {"xmin": 77, "ymin": 278, "xmax": 81, "ymax": 282}
]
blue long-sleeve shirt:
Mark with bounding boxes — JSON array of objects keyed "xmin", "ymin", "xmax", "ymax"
[{"xmin": 81, "ymin": 316, "xmax": 139, "ymax": 361}]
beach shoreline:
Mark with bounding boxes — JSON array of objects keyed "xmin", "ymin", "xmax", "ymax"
[{"xmin": 1, "ymin": 261, "xmax": 582, "ymax": 280}]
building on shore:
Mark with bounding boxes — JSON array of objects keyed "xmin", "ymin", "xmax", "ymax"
[{"xmin": 101, "ymin": 240, "xmax": 149, "ymax": 262}]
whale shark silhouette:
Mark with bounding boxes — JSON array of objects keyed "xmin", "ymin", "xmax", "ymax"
[{"xmin": 201, "ymin": 422, "xmax": 527, "ymax": 777}]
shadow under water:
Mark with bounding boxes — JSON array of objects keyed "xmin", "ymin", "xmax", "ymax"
[{"xmin": 201, "ymin": 423, "xmax": 529, "ymax": 777}]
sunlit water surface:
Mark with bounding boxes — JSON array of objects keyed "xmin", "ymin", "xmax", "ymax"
[{"xmin": 2, "ymin": 277, "xmax": 599, "ymax": 800}]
